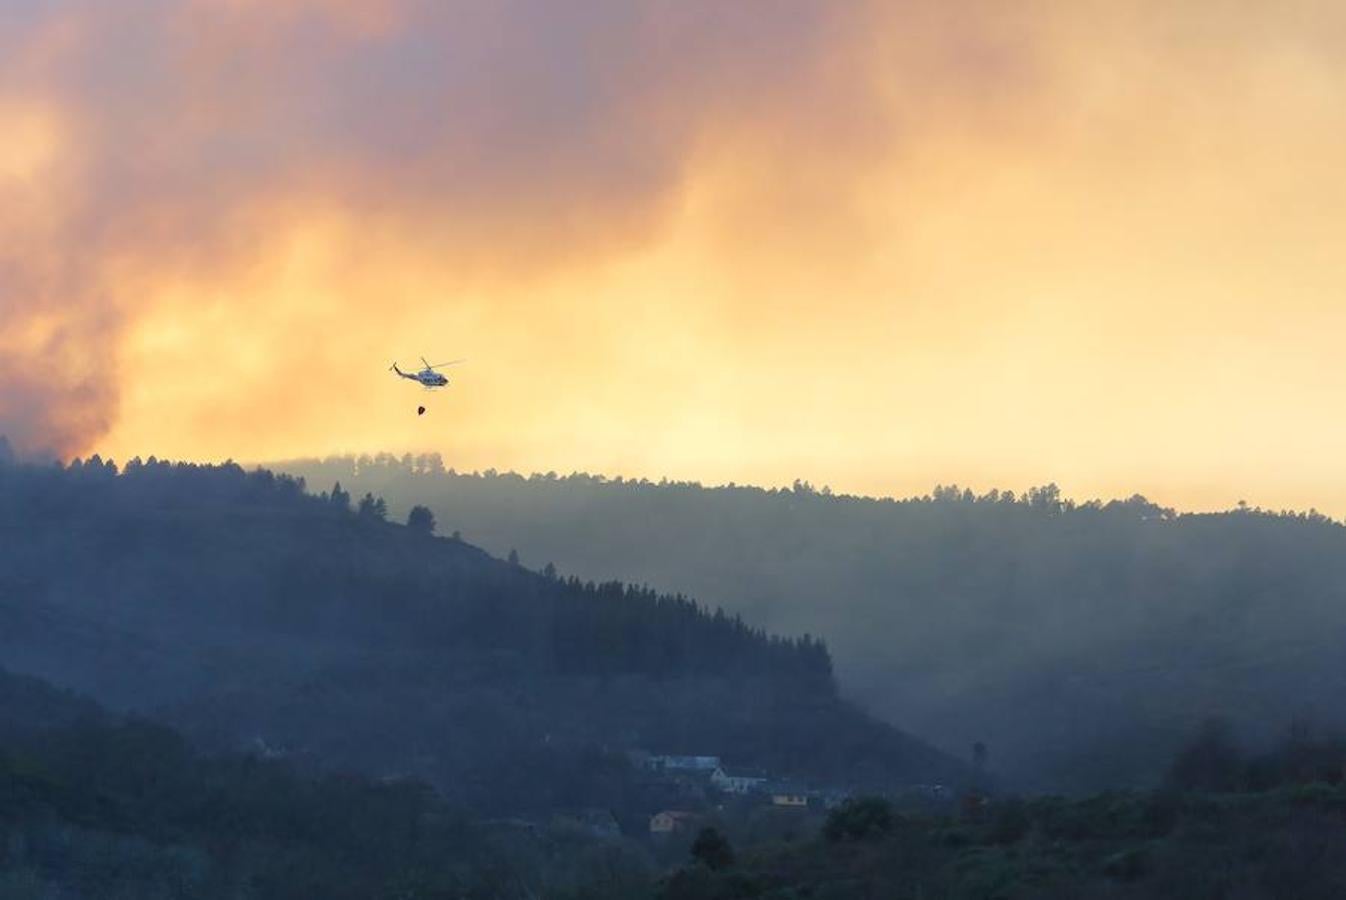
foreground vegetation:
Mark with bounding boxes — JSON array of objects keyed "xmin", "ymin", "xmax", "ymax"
[
  {"xmin": 652, "ymin": 784, "xmax": 1346, "ymax": 900},
  {"xmin": 651, "ymin": 722, "xmax": 1346, "ymax": 899},
  {"xmin": 8, "ymin": 680, "xmax": 1344, "ymax": 900},
  {"xmin": 7, "ymin": 664, "xmax": 1346, "ymax": 893},
  {"xmin": 0, "ymin": 669, "xmax": 658, "ymax": 899}
]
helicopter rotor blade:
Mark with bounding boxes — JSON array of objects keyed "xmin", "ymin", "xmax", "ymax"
[{"xmin": 426, "ymin": 359, "xmax": 466, "ymax": 369}]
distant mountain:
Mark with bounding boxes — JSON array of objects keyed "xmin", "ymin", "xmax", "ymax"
[
  {"xmin": 272, "ymin": 455, "xmax": 1346, "ymax": 792},
  {"xmin": 0, "ymin": 457, "xmax": 963, "ymax": 818}
]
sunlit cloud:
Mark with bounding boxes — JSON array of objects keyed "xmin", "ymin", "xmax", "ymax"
[{"xmin": 2, "ymin": 1, "xmax": 1346, "ymax": 512}]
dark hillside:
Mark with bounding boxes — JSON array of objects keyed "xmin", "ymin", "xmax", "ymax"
[
  {"xmin": 274, "ymin": 455, "xmax": 1346, "ymax": 791},
  {"xmin": 0, "ymin": 457, "xmax": 962, "ymax": 816},
  {"xmin": 0, "ymin": 668, "xmax": 652, "ymax": 899}
]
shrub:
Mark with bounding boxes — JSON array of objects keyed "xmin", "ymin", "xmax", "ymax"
[
  {"xmin": 690, "ymin": 827, "xmax": 734, "ymax": 871},
  {"xmin": 823, "ymin": 797, "xmax": 895, "ymax": 842}
]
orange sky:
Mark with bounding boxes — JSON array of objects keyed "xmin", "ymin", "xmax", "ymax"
[{"xmin": 3, "ymin": 1, "xmax": 1346, "ymax": 514}]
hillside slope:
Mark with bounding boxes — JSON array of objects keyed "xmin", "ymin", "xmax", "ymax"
[
  {"xmin": 0, "ymin": 457, "xmax": 963, "ymax": 816},
  {"xmin": 274, "ymin": 455, "xmax": 1346, "ymax": 791},
  {"xmin": 0, "ymin": 667, "xmax": 660, "ymax": 899}
]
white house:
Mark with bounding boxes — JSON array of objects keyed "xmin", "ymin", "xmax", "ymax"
[
  {"xmin": 768, "ymin": 783, "xmax": 811, "ymax": 807},
  {"xmin": 644, "ymin": 755, "xmax": 721, "ymax": 773},
  {"xmin": 711, "ymin": 766, "xmax": 769, "ymax": 794}
]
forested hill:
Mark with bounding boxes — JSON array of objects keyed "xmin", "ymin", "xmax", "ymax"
[
  {"xmin": 0, "ymin": 456, "xmax": 962, "ymax": 812},
  {"xmin": 273, "ymin": 454, "xmax": 1346, "ymax": 792},
  {"xmin": 0, "ymin": 666, "xmax": 653, "ymax": 899}
]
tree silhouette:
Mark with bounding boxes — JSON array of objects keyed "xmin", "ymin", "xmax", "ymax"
[
  {"xmin": 406, "ymin": 504, "xmax": 436, "ymax": 535},
  {"xmin": 1166, "ymin": 717, "xmax": 1243, "ymax": 792},
  {"xmin": 690, "ymin": 826, "xmax": 734, "ymax": 871},
  {"xmin": 329, "ymin": 481, "xmax": 351, "ymax": 513},
  {"xmin": 824, "ymin": 797, "xmax": 895, "ymax": 842},
  {"xmin": 357, "ymin": 492, "xmax": 388, "ymax": 521}
]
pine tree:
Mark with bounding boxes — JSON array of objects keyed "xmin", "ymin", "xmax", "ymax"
[
  {"xmin": 406, "ymin": 505, "xmax": 436, "ymax": 535},
  {"xmin": 357, "ymin": 493, "xmax": 387, "ymax": 521},
  {"xmin": 330, "ymin": 482, "xmax": 351, "ymax": 513}
]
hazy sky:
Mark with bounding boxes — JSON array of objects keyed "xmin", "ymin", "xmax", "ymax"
[{"xmin": 3, "ymin": 1, "xmax": 1346, "ymax": 512}]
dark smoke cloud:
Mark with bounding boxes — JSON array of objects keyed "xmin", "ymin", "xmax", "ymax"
[{"xmin": 0, "ymin": 0, "xmax": 888, "ymax": 455}]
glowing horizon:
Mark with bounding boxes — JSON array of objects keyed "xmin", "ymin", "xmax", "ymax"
[{"xmin": 4, "ymin": 2, "xmax": 1346, "ymax": 515}]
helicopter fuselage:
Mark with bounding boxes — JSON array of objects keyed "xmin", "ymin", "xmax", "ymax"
[
  {"xmin": 411, "ymin": 370, "xmax": 447, "ymax": 388},
  {"xmin": 392, "ymin": 358, "xmax": 462, "ymax": 389},
  {"xmin": 392, "ymin": 363, "xmax": 449, "ymax": 388}
]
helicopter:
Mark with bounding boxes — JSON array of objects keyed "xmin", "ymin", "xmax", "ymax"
[{"xmin": 390, "ymin": 357, "xmax": 465, "ymax": 389}]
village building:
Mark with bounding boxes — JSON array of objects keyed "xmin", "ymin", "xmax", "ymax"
[
  {"xmin": 649, "ymin": 810, "xmax": 701, "ymax": 835},
  {"xmin": 767, "ymin": 782, "xmax": 811, "ymax": 808},
  {"xmin": 711, "ymin": 765, "xmax": 769, "ymax": 794},
  {"xmin": 643, "ymin": 754, "xmax": 721, "ymax": 773}
]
